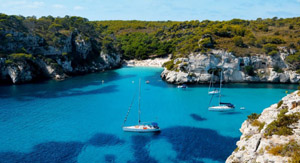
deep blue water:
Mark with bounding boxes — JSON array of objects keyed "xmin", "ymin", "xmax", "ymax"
[{"xmin": 0, "ymin": 67, "xmax": 297, "ymax": 163}]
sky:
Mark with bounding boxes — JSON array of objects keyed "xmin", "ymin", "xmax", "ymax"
[{"xmin": 0, "ymin": 0, "xmax": 300, "ymax": 21}]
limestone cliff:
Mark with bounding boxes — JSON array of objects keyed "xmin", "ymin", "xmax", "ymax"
[
  {"xmin": 161, "ymin": 49, "xmax": 300, "ymax": 84},
  {"xmin": 0, "ymin": 30, "xmax": 121, "ymax": 84},
  {"xmin": 226, "ymin": 91, "xmax": 300, "ymax": 163}
]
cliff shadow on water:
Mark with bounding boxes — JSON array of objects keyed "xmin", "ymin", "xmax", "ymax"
[
  {"xmin": 0, "ymin": 70, "xmax": 136, "ymax": 101},
  {"xmin": 0, "ymin": 133, "xmax": 125, "ymax": 163}
]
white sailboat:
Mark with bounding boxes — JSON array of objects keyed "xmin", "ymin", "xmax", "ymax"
[
  {"xmin": 208, "ymin": 71, "xmax": 220, "ymax": 95},
  {"xmin": 122, "ymin": 79, "xmax": 160, "ymax": 132},
  {"xmin": 208, "ymin": 70, "xmax": 235, "ymax": 111}
]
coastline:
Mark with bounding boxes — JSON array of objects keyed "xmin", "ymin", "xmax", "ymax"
[
  {"xmin": 226, "ymin": 90, "xmax": 300, "ymax": 163},
  {"xmin": 122, "ymin": 55, "xmax": 170, "ymax": 68}
]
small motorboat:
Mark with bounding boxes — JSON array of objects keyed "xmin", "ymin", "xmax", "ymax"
[
  {"xmin": 208, "ymin": 89, "xmax": 219, "ymax": 95},
  {"xmin": 123, "ymin": 122, "xmax": 160, "ymax": 132},
  {"xmin": 177, "ymin": 84, "xmax": 187, "ymax": 88},
  {"xmin": 146, "ymin": 80, "xmax": 150, "ymax": 84}
]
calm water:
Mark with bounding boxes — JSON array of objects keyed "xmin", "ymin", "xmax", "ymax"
[{"xmin": 0, "ymin": 67, "xmax": 297, "ymax": 163}]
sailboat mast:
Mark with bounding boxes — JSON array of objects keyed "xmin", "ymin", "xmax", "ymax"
[
  {"xmin": 208, "ymin": 72, "xmax": 213, "ymax": 92},
  {"xmin": 219, "ymin": 70, "xmax": 222, "ymax": 104},
  {"xmin": 138, "ymin": 79, "xmax": 141, "ymax": 125}
]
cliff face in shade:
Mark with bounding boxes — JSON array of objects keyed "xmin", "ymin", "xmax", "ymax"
[
  {"xmin": 226, "ymin": 91, "xmax": 300, "ymax": 163},
  {"xmin": 161, "ymin": 49, "xmax": 300, "ymax": 84},
  {"xmin": 0, "ymin": 30, "xmax": 121, "ymax": 84}
]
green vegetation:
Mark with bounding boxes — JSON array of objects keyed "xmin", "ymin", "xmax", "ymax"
[
  {"xmin": 248, "ymin": 112, "xmax": 265, "ymax": 131},
  {"xmin": 163, "ymin": 60, "xmax": 175, "ymax": 70},
  {"xmin": 285, "ymin": 52, "xmax": 300, "ymax": 71},
  {"xmin": 9, "ymin": 53, "xmax": 34, "ymax": 60},
  {"xmin": 264, "ymin": 108, "xmax": 300, "ymax": 136},
  {"xmin": 251, "ymin": 120, "xmax": 265, "ymax": 132},
  {"xmin": 263, "ymin": 44, "xmax": 278, "ymax": 56},
  {"xmin": 4, "ymin": 59, "xmax": 13, "ymax": 65},
  {"xmin": 234, "ymin": 147, "xmax": 239, "ymax": 152},
  {"xmin": 1, "ymin": 13, "xmax": 300, "ymax": 61},
  {"xmin": 277, "ymin": 100, "xmax": 283, "ymax": 109},
  {"xmin": 268, "ymin": 140, "xmax": 300, "ymax": 162},
  {"xmin": 233, "ymin": 36, "xmax": 246, "ymax": 47},
  {"xmin": 247, "ymin": 113, "xmax": 260, "ymax": 121},
  {"xmin": 117, "ymin": 32, "xmax": 172, "ymax": 59},
  {"xmin": 273, "ymin": 66, "xmax": 284, "ymax": 73},
  {"xmin": 244, "ymin": 65, "xmax": 255, "ymax": 76}
]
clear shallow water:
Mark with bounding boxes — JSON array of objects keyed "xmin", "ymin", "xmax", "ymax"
[{"xmin": 0, "ymin": 67, "xmax": 297, "ymax": 163}]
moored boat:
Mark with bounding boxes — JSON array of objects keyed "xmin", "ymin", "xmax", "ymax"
[
  {"xmin": 123, "ymin": 79, "xmax": 160, "ymax": 132},
  {"xmin": 208, "ymin": 70, "xmax": 235, "ymax": 111}
]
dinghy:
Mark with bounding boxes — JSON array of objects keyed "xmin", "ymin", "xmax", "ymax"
[{"xmin": 177, "ymin": 84, "xmax": 187, "ymax": 88}]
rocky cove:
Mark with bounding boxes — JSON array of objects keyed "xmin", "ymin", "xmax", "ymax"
[
  {"xmin": 2, "ymin": 46, "xmax": 300, "ymax": 84},
  {"xmin": 1, "ymin": 15, "xmax": 300, "ymax": 85}
]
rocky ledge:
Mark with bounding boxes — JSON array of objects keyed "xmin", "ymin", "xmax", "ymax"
[
  {"xmin": 226, "ymin": 91, "xmax": 300, "ymax": 163},
  {"xmin": 161, "ymin": 49, "xmax": 300, "ymax": 84}
]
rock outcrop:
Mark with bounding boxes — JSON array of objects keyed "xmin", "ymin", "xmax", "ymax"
[
  {"xmin": 226, "ymin": 91, "xmax": 300, "ymax": 163},
  {"xmin": 0, "ymin": 30, "xmax": 121, "ymax": 84},
  {"xmin": 161, "ymin": 49, "xmax": 300, "ymax": 84}
]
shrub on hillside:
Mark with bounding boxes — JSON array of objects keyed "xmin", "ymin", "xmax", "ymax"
[
  {"xmin": 233, "ymin": 36, "xmax": 246, "ymax": 47},
  {"xmin": 247, "ymin": 113, "xmax": 260, "ymax": 121},
  {"xmin": 273, "ymin": 65, "xmax": 284, "ymax": 73},
  {"xmin": 277, "ymin": 100, "xmax": 283, "ymax": 109},
  {"xmin": 9, "ymin": 53, "xmax": 34, "ymax": 60},
  {"xmin": 163, "ymin": 60, "xmax": 175, "ymax": 70},
  {"xmin": 268, "ymin": 140, "xmax": 300, "ymax": 162},
  {"xmin": 285, "ymin": 52, "xmax": 300, "ymax": 64},
  {"xmin": 264, "ymin": 108, "xmax": 300, "ymax": 136},
  {"xmin": 263, "ymin": 44, "xmax": 278, "ymax": 55},
  {"xmin": 244, "ymin": 65, "xmax": 255, "ymax": 76}
]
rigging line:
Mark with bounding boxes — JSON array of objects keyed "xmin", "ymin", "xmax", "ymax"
[
  {"xmin": 208, "ymin": 92, "xmax": 215, "ymax": 108},
  {"xmin": 122, "ymin": 82, "xmax": 139, "ymax": 127}
]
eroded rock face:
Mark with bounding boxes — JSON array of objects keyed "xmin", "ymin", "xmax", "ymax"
[
  {"xmin": 7, "ymin": 62, "xmax": 32, "ymax": 84},
  {"xmin": 161, "ymin": 50, "xmax": 300, "ymax": 84},
  {"xmin": 226, "ymin": 91, "xmax": 300, "ymax": 163},
  {"xmin": 0, "ymin": 30, "xmax": 121, "ymax": 84}
]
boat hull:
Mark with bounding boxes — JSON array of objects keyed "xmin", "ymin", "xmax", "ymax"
[
  {"xmin": 208, "ymin": 105, "xmax": 234, "ymax": 111},
  {"xmin": 208, "ymin": 90, "xmax": 219, "ymax": 95},
  {"xmin": 123, "ymin": 125, "xmax": 160, "ymax": 132}
]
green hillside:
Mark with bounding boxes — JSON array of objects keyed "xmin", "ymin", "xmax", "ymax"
[{"xmin": 1, "ymin": 13, "xmax": 300, "ymax": 67}]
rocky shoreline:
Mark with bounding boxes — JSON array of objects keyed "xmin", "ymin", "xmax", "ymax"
[
  {"xmin": 226, "ymin": 91, "xmax": 300, "ymax": 163},
  {"xmin": 161, "ymin": 49, "xmax": 300, "ymax": 84},
  {"xmin": 2, "ymin": 46, "xmax": 300, "ymax": 85}
]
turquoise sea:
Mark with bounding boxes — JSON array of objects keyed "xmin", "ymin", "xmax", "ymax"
[{"xmin": 0, "ymin": 67, "xmax": 297, "ymax": 163}]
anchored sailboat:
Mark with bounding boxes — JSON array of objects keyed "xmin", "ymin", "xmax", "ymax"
[
  {"xmin": 122, "ymin": 79, "xmax": 160, "ymax": 132},
  {"xmin": 208, "ymin": 70, "xmax": 235, "ymax": 111},
  {"xmin": 208, "ymin": 71, "xmax": 219, "ymax": 95}
]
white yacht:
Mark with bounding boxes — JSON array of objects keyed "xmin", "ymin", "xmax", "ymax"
[
  {"xmin": 122, "ymin": 79, "xmax": 160, "ymax": 132},
  {"xmin": 208, "ymin": 70, "xmax": 235, "ymax": 111},
  {"xmin": 208, "ymin": 71, "xmax": 220, "ymax": 95}
]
